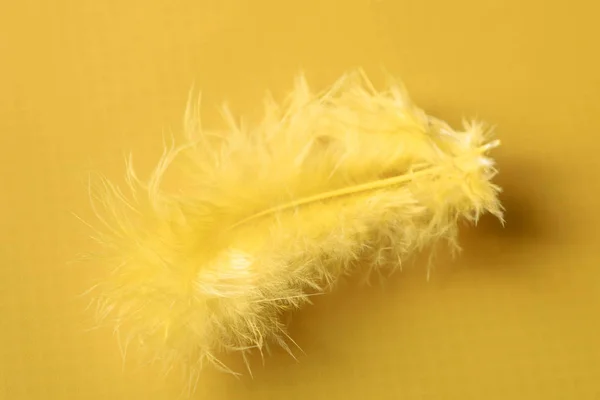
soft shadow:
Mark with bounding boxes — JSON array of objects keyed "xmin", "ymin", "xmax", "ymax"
[
  {"xmin": 479, "ymin": 156, "xmax": 557, "ymax": 240},
  {"xmin": 448, "ymin": 154, "xmax": 562, "ymax": 278}
]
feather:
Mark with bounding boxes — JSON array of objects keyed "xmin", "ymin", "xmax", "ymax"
[{"xmin": 88, "ymin": 69, "xmax": 503, "ymax": 383}]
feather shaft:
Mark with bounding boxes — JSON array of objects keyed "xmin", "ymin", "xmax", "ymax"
[{"xmin": 230, "ymin": 141, "xmax": 498, "ymax": 230}]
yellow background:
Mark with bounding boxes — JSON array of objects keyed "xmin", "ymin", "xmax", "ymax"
[{"xmin": 2, "ymin": 0, "xmax": 600, "ymax": 399}]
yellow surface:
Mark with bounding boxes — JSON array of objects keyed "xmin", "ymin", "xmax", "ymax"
[{"xmin": 1, "ymin": 0, "xmax": 600, "ymax": 399}]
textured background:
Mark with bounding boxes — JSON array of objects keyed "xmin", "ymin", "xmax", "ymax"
[{"xmin": 1, "ymin": 0, "xmax": 600, "ymax": 399}]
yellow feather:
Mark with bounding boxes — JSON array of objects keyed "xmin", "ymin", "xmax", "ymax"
[{"xmin": 88, "ymin": 69, "xmax": 503, "ymax": 384}]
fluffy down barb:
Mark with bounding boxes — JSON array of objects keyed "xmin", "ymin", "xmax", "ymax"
[{"xmin": 87, "ymin": 69, "xmax": 503, "ymax": 384}]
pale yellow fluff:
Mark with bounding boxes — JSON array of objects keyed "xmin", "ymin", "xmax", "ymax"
[{"xmin": 88, "ymin": 70, "xmax": 503, "ymax": 384}]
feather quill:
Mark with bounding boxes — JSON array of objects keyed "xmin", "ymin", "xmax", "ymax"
[{"xmin": 88, "ymin": 69, "xmax": 503, "ymax": 382}]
